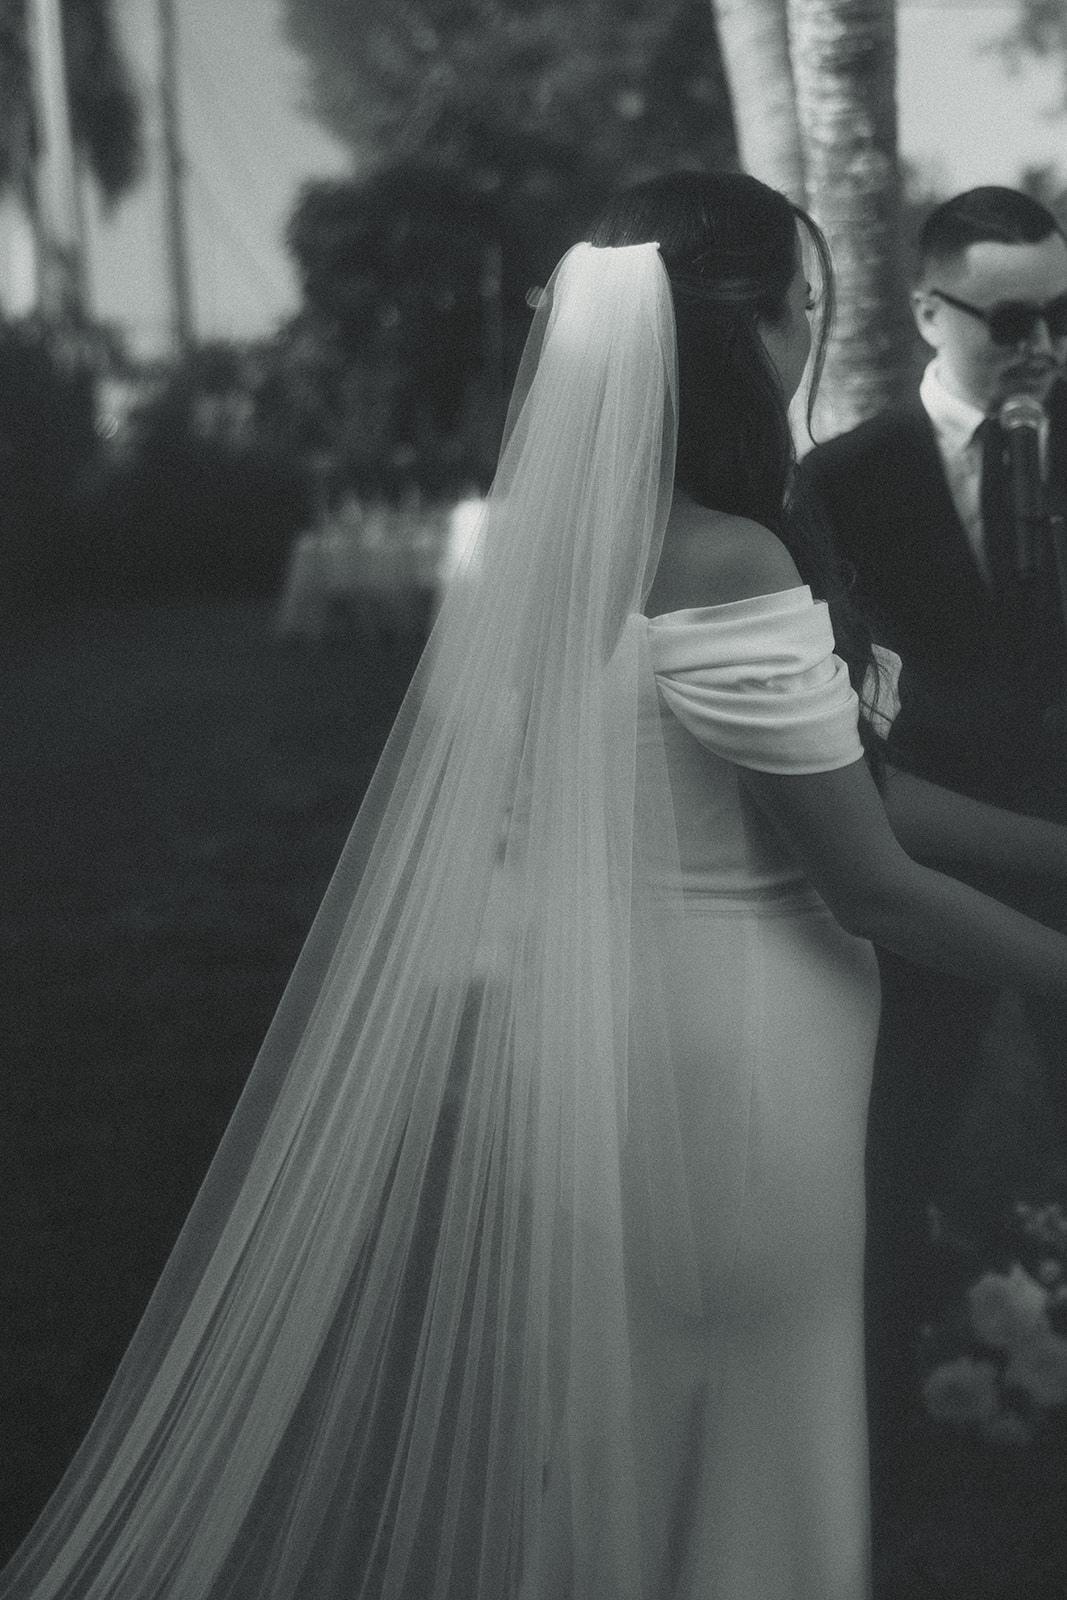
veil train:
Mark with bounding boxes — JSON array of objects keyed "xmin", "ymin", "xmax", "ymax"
[{"xmin": 0, "ymin": 241, "xmax": 700, "ymax": 1600}]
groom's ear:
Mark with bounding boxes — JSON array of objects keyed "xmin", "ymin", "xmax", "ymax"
[{"xmin": 911, "ymin": 289, "xmax": 942, "ymax": 353}]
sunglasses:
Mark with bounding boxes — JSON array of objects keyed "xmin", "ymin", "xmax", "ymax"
[{"xmin": 929, "ymin": 287, "xmax": 1067, "ymax": 346}]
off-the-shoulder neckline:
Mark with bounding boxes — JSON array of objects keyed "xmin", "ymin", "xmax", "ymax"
[{"xmin": 644, "ymin": 584, "xmax": 813, "ymax": 626}]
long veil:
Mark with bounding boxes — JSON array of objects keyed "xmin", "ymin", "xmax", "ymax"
[{"xmin": 1, "ymin": 242, "xmax": 697, "ymax": 1599}]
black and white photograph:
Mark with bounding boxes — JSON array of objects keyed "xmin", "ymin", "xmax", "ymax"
[{"xmin": 3, "ymin": 3, "xmax": 1067, "ymax": 1596}]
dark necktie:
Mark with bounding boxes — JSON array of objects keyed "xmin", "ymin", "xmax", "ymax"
[{"xmin": 977, "ymin": 416, "xmax": 1016, "ymax": 594}]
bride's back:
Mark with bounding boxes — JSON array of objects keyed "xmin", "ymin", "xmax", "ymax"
[{"xmin": 644, "ymin": 494, "xmax": 802, "ymax": 617}]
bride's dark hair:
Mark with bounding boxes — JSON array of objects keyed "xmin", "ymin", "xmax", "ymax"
[
  {"xmin": 589, "ymin": 170, "xmax": 885, "ymax": 765},
  {"xmin": 590, "ymin": 169, "xmax": 829, "ymax": 530}
]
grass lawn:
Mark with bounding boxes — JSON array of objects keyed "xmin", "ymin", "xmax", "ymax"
[
  {"xmin": 1, "ymin": 596, "xmax": 1066, "ymax": 1596},
  {"xmin": 0, "ymin": 599, "xmax": 421, "ymax": 1561}
]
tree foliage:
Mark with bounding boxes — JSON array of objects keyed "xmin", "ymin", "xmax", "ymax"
[
  {"xmin": 997, "ymin": 0, "xmax": 1067, "ymax": 88},
  {"xmin": 282, "ymin": 0, "xmax": 734, "ymax": 198},
  {"xmin": 285, "ymin": 165, "xmax": 506, "ymax": 496},
  {"xmin": 288, "ymin": 167, "xmax": 493, "ymax": 352},
  {"xmin": 278, "ymin": 0, "xmax": 737, "ymax": 497},
  {"xmin": 975, "ymin": 4, "xmax": 1067, "ymax": 206},
  {"xmin": 0, "ymin": 0, "xmax": 142, "ymax": 207}
]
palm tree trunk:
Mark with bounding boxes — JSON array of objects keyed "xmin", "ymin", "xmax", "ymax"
[
  {"xmin": 708, "ymin": 0, "xmax": 806, "ymax": 204},
  {"xmin": 27, "ymin": 0, "xmax": 84, "ymax": 321},
  {"xmin": 787, "ymin": 0, "xmax": 913, "ymax": 435}
]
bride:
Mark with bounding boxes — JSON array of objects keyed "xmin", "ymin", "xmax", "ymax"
[{"xmin": 5, "ymin": 170, "xmax": 1067, "ymax": 1600}]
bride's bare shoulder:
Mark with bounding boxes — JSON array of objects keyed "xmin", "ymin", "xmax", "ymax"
[{"xmin": 646, "ymin": 503, "xmax": 803, "ymax": 613}]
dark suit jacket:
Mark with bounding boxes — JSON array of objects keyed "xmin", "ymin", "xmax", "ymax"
[{"xmin": 800, "ymin": 395, "xmax": 1067, "ymax": 816}]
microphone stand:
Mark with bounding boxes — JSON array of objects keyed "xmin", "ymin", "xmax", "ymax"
[
  {"xmin": 1045, "ymin": 487, "xmax": 1067, "ymax": 734},
  {"xmin": 998, "ymin": 392, "xmax": 1067, "ymax": 742}
]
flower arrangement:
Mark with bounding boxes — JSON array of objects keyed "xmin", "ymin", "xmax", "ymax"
[{"xmin": 920, "ymin": 1198, "xmax": 1067, "ymax": 1445}]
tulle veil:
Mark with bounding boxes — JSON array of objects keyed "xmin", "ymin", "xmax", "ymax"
[{"xmin": 1, "ymin": 241, "xmax": 702, "ymax": 1599}]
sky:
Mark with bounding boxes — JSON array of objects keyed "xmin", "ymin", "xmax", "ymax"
[
  {"xmin": 899, "ymin": 0, "xmax": 1066, "ymax": 193},
  {"xmin": 6, "ymin": 0, "xmax": 1067, "ymax": 359},
  {"xmin": 83, "ymin": 0, "xmax": 351, "ymax": 357}
]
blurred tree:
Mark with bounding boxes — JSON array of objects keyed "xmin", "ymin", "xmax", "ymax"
[
  {"xmin": 709, "ymin": 0, "xmax": 912, "ymax": 434},
  {"xmin": 286, "ymin": 165, "xmax": 502, "ymax": 496},
  {"xmin": 996, "ymin": 0, "xmax": 1067, "ymax": 97},
  {"xmin": 282, "ymin": 0, "xmax": 734, "ymax": 203},
  {"xmin": 0, "ymin": 313, "xmax": 98, "ymax": 607},
  {"xmin": 71, "ymin": 338, "xmax": 313, "ymax": 606},
  {"xmin": 1018, "ymin": 163, "xmax": 1067, "ymax": 222},
  {"xmin": 708, "ymin": 0, "xmax": 805, "ymax": 202},
  {"xmin": 281, "ymin": 0, "xmax": 736, "ymax": 496},
  {"xmin": 252, "ymin": 311, "xmax": 352, "ymax": 470},
  {"xmin": 789, "ymin": 0, "xmax": 913, "ymax": 434},
  {"xmin": 288, "ymin": 0, "xmax": 919, "ymax": 445},
  {"xmin": 0, "ymin": 0, "xmax": 142, "ymax": 211}
]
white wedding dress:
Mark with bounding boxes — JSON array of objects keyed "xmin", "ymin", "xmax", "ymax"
[{"xmin": 610, "ymin": 584, "xmax": 885, "ymax": 1599}]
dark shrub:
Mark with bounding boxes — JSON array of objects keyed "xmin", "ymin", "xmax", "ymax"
[
  {"xmin": 77, "ymin": 435, "xmax": 311, "ymax": 604},
  {"xmin": 0, "ymin": 326, "xmax": 314, "ymax": 611},
  {"xmin": 0, "ymin": 320, "xmax": 101, "ymax": 611}
]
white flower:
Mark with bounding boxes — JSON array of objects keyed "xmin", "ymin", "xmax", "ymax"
[
  {"xmin": 1004, "ymin": 1330, "xmax": 1067, "ymax": 1408},
  {"xmin": 1019, "ymin": 1203, "xmax": 1067, "ymax": 1247},
  {"xmin": 967, "ymin": 1264, "xmax": 1048, "ymax": 1348},
  {"xmin": 923, "ymin": 1356, "xmax": 1000, "ymax": 1426}
]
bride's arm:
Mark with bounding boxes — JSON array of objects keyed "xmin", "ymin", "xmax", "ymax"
[
  {"xmin": 683, "ymin": 525, "xmax": 1067, "ymax": 997},
  {"xmin": 879, "ymin": 763, "xmax": 1067, "ymax": 880},
  {"xmin": 740, "ymin": 758, "xmax": 1067, "ymax": 1003}
]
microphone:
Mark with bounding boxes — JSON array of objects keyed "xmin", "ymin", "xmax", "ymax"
[{"xmin": 998, "ymin": 392, "xmax": 1046, "ymax": 577}]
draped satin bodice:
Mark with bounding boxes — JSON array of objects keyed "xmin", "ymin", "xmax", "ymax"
[{"xmin": 645, "ymin": 586, "xmax": 880, "ymax": 906}]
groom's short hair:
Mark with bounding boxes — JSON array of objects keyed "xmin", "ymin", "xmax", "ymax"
[{"xmin": 917, "ymin": 186, "xmax": 1064, "ymax": 280}]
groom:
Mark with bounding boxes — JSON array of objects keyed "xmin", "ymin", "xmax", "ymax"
[{"xmin": 800, "ymin": 186, "xmax": 1067, "ymax": 1505}]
